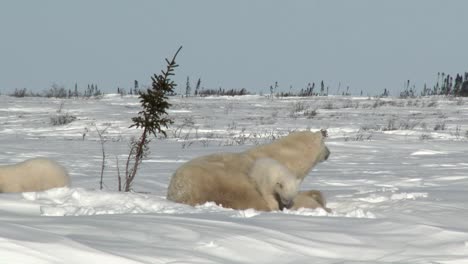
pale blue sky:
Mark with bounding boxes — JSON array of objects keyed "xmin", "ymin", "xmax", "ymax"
[{"xmin": 1, "ymin": 0, "xmax": 467, "ymax": 95}]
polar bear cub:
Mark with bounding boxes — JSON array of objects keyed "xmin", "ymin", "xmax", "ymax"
[
  {"xmin": 0, "ymin": 158, "xmax": 70, "ymax": 193},
  {"xmin": 291, "ymin": 190, "xmax": 332, "ymax": 212},
  {"xmin": 249, "ymin": 157, "xmax": 301, "ymax": 211}
]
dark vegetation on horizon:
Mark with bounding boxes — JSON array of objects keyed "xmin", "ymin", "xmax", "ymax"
[
  {"xmin": 10, "ymin": 83, "xmax": 103, "ymax": 99},
  {"xmin": 5, "ymin": 71, "xmax": 468, "ymax": 99},
  {"xmin": 398, "ymin": 72, "xmax": 468, "ymax": 98}
]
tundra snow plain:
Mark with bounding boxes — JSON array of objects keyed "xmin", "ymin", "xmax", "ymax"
[{"xmin": 1, "ymin": 94, "xmax": 467, "ymax": 263}]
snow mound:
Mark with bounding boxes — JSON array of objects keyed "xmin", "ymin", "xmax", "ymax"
[
  {"xmin": 232, "ymin": 208, "xmax": 262, "ymax": 218},
  {"xmin": 22, "ymin": 187, "xmax": 220, "ymax": 216},
  {"xmin": 357, "ymin": 192, "xmax": 428, "ymax": 203},
  {"xmin": 283, "ymin": 207, "xmax": 376, "ymax": 218},
  {"xmin": 20, "ymin": 187, "xmax": 375, "ymax": 219},
  {"xmin": 390, "ymin": 192, "xmax": 428, "ymax": 200},
  {"xmin": 411, "ymin": 149, "xmax": 447, "ymax": 155}
]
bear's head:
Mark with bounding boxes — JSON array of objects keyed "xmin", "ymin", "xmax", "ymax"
[
  {"xmin": 273, "ymin": 175, "xmax": 301, "ymax": 209},
  {"xmin": 247, "ymin": 130, "xmax": 330, "ymax": 181}
]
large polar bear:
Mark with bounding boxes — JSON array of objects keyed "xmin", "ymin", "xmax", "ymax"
[
  {"xmin": 0, "ymin": 158, "xmax": 70, "ymax": 193},
  {"xmin": 249, "ymin": 158, "xmax": 301, "ymax": 211},
  {"xmin": 167, "ymin": 130, "xmax": 330, "ymax": 210}
]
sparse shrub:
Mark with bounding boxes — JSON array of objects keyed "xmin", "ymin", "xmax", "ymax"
[
  {"xmin": 181, "ymin": 133, "xmax": 195, "ymax": 149},
  {"xmin": 56, "ymin": 101, "xmax": 65, "ymax": 113},
  {"xmin": 420, "ymin": 122, "xmax": 427, "ymax": 130},
  {"xmin": 304, "ymin": 109, "xmax": 318, "ymax": 119},
  {"xmin": 434, "ymin": 121, "xmax": 446, "ymax": 131},
  {"xmin": 50, "ymin": 113, "xmax": 77, "ymax": 126},
  {"xmin": 11, "ymin": 88, "xmax": 28, "ymax": 97},
  {"xmin": 232, "ymin": 128, "xmax": 249, "ymax": 145},
  {"xmin": 82, "ymin": 127, "xmax": 89, "ymax": 140},
  {"xmin": 452, "ymin": 125, "xmax": 462, "ymax": 140},
  {"xmin": 419, "ymin": 133, "xmax": 433, "ymax": 140},
  {"xmin": 344, "ymin": 130, "xmax": 373, "ymax": 141},
  {"xmin": 95, "ymin": 124, "xmax": 110, "ymax": 190},
  {"xmin": 50, "ymin": 101, "xmax": 76, "ymax": 125},
  {"xmin": 223, "ymin": 127, "xmax": 249, "ymax": 146},
  {"xmin": 342, "ymin": 99, "xmax": 354, "ymax": 108},
  {"xmin": 373, "ymin": 99, "xmax": 386, "ymax": 108},
  {"xmin": 360, "ymin": 124, "xmax": 379, "ymax": 131},
  {"xmin": 360, "ymin": 102, "xmax": 372, "ymax": 109},
  {"xmin": 199, "ymin": 132, "xmax": 214, "ymax": 147},
  {"xmin": 258, "ymin": 116, "xmax": 276, "ymax": 125},
  {"xmin": 172, "ymin": 116, "xmax": 195, "ymax": 138},
  {"xmin": 227, "ymin": 121, "xmax": 237, "ymax": 131},
  {"xmin": 434, "ymin": 111, "xmax": 447, "ymax": 119},
  {"xmin": 271, "ymin": 111, "xmax": 278, "ymax": 119},
  {"xmin": 382, "ymin": 118, "xmax": 420, "ymax": 131},
  {"xmin": 323, "ymin": 101, "xmax": 335, "ymax": 109},
  {"xmin": 224, "ymin": 103, "xmax": 234, "ymax": 115},
  {"xmin": 291, "ymin": 102, "xmax": 307, "ymax": 113},
  {"xmin": 426, "ymin": 101, "xmax": 438, "ymax": 107},
  {"xmin": 45, "ymin": 83, "xmax": 68, "ymax": 98},
  {"xmin": 289, "ymin": 102, "xmax": 307, "ymax": 118},
  {"xmin": 396, "ymin": 101, "xmax": 406, "ymax": 107},
  {"xmin": 399, "ymin": 119, "xmax": 420, "ymax": 130},
  {"xmin": 382, "ymin": 118, "xmax": 398, "ymax": 131}
]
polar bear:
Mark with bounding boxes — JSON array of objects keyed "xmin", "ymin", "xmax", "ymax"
[
  {"xmin": 249, "ymin": 158, "xmax": 301, "ymax": 210},
  {"xmin": 167, "ymin": 130, "xmax": 330, "ymax": 210},
  {"xmin": 290, "ymin": 190, "xmax": 332, "ymax": 212},
  {"xmin": 0, "ymin": 158, "xmax": 70, "ymax": 193}
]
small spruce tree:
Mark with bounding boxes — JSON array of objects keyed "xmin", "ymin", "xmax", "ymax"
[
  {"xmin": 122, "ymin": 46, "xmax": 182, "ymax": 192},
  {"xmin": 134, "ymin": 80, "xmax": 139, "ymax": 95},
  {"xmin": 320, "ymin": 81, "xmax": 324, "ymax": 96},
  {"xmin": 185, "ymin": 76, "xmax": 191, "ymax": 97},
  {"xmin": 195, "ymin": 78, "xmax": 201, "ymax": 96}
]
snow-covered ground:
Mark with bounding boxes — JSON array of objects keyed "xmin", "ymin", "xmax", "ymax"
[{"xmin": 1, "ymin": 94, "xmax": 467, "ymax": 263}]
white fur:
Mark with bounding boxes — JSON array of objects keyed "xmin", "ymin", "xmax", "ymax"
[
  {"xmin": 249, "ymin": 158, "xmax": 300, "ymax": 210},
  {"xmin": 290, "ymin": 190, "xmax": 332, "ymax": 212},
  {"xmin": 0, "ymin": 158, "xmax": 70, "ymax": 193},
  {"xmin": 167, "ymin": 131, "xmax": 329, "ymax": 210}
]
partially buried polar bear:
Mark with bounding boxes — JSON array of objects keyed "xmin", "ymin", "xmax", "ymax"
[
  {"xmin": 167, "ymin": 130, "xmax": 330, "ymax": 211},
  {"xmin": 0, "ymin": 158, "xmax": 70, "ymax": 193}
]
